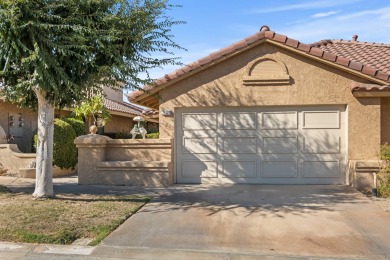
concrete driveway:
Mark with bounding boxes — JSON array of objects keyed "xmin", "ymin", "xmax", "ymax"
[{"xmin": 97, "ymin": 185, "xmax": 390, "ymax": 259}]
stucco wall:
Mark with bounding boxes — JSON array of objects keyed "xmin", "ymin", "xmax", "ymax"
[
  {"xmin": 104, "ymin": 114, "xmax": 134, "ymax": 133},
  {"xmin": 159, "ymin": 43, "xmax": 381, "ymax": 160},
  {"xmin": 0, "ymin": 100, "xmax": 38, "ymax": 152},
  {"xmin": 381, "ymin": 98, "xmax": 390, "ymax": 145}
]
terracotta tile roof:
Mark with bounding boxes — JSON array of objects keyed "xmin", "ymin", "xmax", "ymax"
[
  {"xmin": 312, "ymin": 39, "xmax": 390, "ymax": 75},
  {"xmin": 128, "ymin": 27, "xmax": 390, "ymax": 102},
  {"xmin": 103, "ymin": 98, "xmax": 142, "ymax": 116},
  {"xmin": 350, "ymin": 82, "xmax": 390, "ymax": 92},
  {"xmin": 142, "ymin": 109, "xmax": 159, "ymax": 116}
]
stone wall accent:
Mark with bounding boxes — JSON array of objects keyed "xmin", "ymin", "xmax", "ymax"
[{"xmin": 75, "ymin": 135, "xmax": 173, "ymax": 187}]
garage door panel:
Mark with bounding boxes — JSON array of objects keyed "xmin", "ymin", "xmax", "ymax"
[
  {"xmin": 302, "ymin": 160, "xmax": 339, "ymax": 178},
  {"xmin": 261, "ymin": 111, "xmax": 298, "ymax": 129},
  {"xmin": 302, "ymin": 111, "xmax": 340, "ymax": 129},
  {"xmin": 262, "ymin": 161, "xmax": 298, "ymax": 178},
  {"xmin": 182, "ymin": 160, "xmax": 218, "ymax": 178},
  {"xmin": 222, "ymin": 160, "xmax": 256, "ymax": 178},
  {"xmin": 262, "ymin": 136, "xmax": 298, "ymax": 154},
  {"xmin": 302, "ymin": 135, "xmax": 340, "ymax": 154},
  {"xmin": 182, "ymin": 113, "xmax": 217, "ymax": 130},
  {"xmin": 221, "ymin": 112, "xmax": 257, "ymax": 130},
  {"xmin": 182, "ymin": 137, "xmax": 217, "ymax": 154},
  {"xmin": 222, "ymin": 136, "xmax": 257, "ymax": 154}
]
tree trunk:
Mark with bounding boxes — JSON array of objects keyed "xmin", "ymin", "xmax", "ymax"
[{"xmin": 33, "ymin": 89, "xmax": 55, "ymax": 198}]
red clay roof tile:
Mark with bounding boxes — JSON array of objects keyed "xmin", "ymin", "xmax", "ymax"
[
  {"xmin": 244, "ymin": 34, "xmax": 259, "ymax": 45},
  {"xmin": 323, "ymin": 52, "xmax": 337, "ymax": 62},
  {"xmin": 335, "ymin": 56, "xmax": 350, "ymax": 67},
  {"xmin": 297, "ymin": 43, "xmax": 311, "ymax": 52},
  {"xmin": 273, "ymin": 33, "xmax": 287, "ymax": 43},
  {"xmin": 350, "ymin": 82, "xmax": 390, "ymax": 92},
  {"xmin": 377, "ymin": 71, "xmax": 390, "ymax": 81},
  {"xmin": 103, "ymin": 98, "xmax": 142, "ymax": 116},
  {"xmin": 265, "ymin": 31, "xmax": 275, "ymax": 39},
  {"xmin": 361, "ymin": 66, "xmax": 377, "ymax": 77},
  {"xmin": 349, "ymin": 61, "xmax": 363, "ymax": 71},
  {"xmin": 310, "ymin": 47, "xmax": 324, "ymax": 57},
  {"xmin": 286, "ymin": 38, "xmax": 299, "ymax": 48}
]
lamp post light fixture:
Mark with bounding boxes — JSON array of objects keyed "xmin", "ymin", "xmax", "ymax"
[{"xmin": 130, "ymin": 116, "xmax": 147, "ymax": 139}]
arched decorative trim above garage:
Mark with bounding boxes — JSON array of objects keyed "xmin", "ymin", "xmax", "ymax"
[{"xmin": 243, "ymin": 56, "xmax": 291, "ymax": 85}]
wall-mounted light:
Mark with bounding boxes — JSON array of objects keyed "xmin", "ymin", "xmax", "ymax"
[
  {"xmin": 9, "ymin": 116, "xmax": 14, "ymax": 127},
  {"xmin": 161, "ymin": 109, "xmax": 173, "ymax": 117},
  {"xmin": 18, "ymin": 114, "xmax": 24, "ymax": 127}
]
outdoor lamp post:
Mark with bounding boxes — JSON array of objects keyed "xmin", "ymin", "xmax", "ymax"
[{"xmin": 130, "ymin": 116, "xmax": 147, "ymax": 139}]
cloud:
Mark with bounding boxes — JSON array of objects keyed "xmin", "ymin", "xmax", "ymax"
[
  {"xmin": 250, "ymin": 0, "xmax": 361, "ymax": 14},
  {"xmin": 311, "ymin": 10, "xmax": 341, "ymax": 18},
  {"xmin": 337, "ymin": 6, "xmax": 390, "ymax": 20},
  {"xmin": 278, "ymin": 6, "xmax": 390, "ymax": 43}
]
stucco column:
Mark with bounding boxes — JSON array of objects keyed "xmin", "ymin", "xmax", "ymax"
[{"xmin": 74, "ymin": 134, "xmax": 111, "ymax": 184}]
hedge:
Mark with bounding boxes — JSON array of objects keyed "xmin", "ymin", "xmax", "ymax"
[
  {"xmin": 34, "ymin": 119, "xmax": 78, "ymax": 169},
  {"xmin": 146, "ymin": 132, "xmax": 159, "ymax": 139},
  {"xmin": 53, "ymin": 119, "xmax": 78, "ymax": 169},
  {"xmin": 62, "ymin": 117, "xmax": 85, "ymax": 136}
]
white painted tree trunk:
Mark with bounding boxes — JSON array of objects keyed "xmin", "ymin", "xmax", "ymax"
[{"xmin": 33, "ymin": 89, "xmax": 55, "ymax": 198}]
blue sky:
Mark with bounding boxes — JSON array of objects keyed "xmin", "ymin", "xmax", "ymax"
[{"xmin": 146, "ymin": 0, "xmax": 390, "ymax": 79}]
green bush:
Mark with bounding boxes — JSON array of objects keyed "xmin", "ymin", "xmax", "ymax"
[
  {"xmin": 33, "ymin": 119, "xmax": 78, "ymax": 169},
  {"xmin": 146, "ymin": 132, "xmax": 159, "ymax": 139},
  {"xmin": 63, "ymin": 117, "xmax": 86, "ymax": 136},
  {"xmin": 378, "ymin": 143, "xmax": 390, "ymax": 198},
  {"xmin": 53, "ymin": 119, "xmax": 77, "ymax": 169}
]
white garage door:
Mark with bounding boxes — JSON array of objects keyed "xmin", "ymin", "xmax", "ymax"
[{"xmin": 175, "ymin": 106, "xmax": 347, "ymax": 184}]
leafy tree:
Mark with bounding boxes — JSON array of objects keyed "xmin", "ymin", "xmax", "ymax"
[
  {"xmin": 0, "ymin": 0, "xmax": 184, "ymax": 197},
  {"xmin": 73, "ymin": 95, "xmax": 111, "ymax": 128}
]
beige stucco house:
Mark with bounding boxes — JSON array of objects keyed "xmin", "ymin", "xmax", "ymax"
[{"xmin": 124, "ymin": 26, "xmax": 390, "ymax": 186}]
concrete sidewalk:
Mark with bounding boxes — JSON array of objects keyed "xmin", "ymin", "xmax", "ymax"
[{"xmin": 0, "ymin": 175, "xmax": 164, "ymax": 196}]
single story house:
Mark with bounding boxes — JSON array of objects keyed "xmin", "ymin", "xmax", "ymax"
[
  {"xmin": 127, "ymin": 25, "xmax": 390, "ymax": 185},
  {"xmin": 0, "ymin": 86, "xmax": 154, "ymax": 153}
]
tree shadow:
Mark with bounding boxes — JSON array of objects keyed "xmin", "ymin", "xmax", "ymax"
[{"xmin": 141, "ymin": 184, "xmax": 368, "ymax": 218}]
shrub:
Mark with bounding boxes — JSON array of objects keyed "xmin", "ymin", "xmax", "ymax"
[
  {"xmin": 146, "ymin": 132, "xmax": 159, "ymax": 139},
  {"xmin": 377, "ymin": 143, "xmax": 390, "ymax": 198},
  {"xmin": 53, "ymin": 119, "xmax": 78, "ymax": 169},
  {"xmin": 62, "ymin": 117, "xmax": 86, "ymax": 136},
  {"xmin": 34, "ymin": 119, "xmax": 77, "ymax": 169}
]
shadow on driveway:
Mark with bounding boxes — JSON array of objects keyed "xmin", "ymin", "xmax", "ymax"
[{"xmin": 101, "ymin": 184, "xmax": 390, "ymax": 259}]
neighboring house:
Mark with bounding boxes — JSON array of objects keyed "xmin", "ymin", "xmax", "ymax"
[
  {"xmin": 128, "ymin": 25, "xmax": 390, "ymax": 185},
  {"xmin": 0, "ymin": 86, "xmax": 149, "ymax": 152}
]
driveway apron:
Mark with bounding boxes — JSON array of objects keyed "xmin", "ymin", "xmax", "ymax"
[{"xmin": 100, "ymin": 185, "xmax": 390, "ymax": 258}]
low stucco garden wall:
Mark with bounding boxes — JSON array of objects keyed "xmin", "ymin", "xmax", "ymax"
[
  {"xmin": 0, "ymin": 144, "xmax": 36, "ymax": 174},
  {"xmin": 0, "ymin": 144, "xmax": 76, "ymax": 178},
  {"xmin": 75, "ymin": 135, "xmax": 173, "ymax": 187}
]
